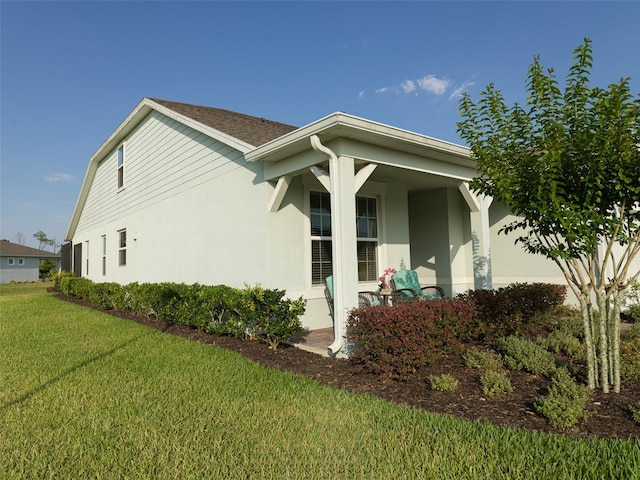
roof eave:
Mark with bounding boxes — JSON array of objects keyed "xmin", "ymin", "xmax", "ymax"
[{"xmin": 245, "ymin": 112, "xmax": 472, "ymax": 165}]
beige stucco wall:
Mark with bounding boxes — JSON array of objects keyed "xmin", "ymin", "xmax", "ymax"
[
  {"xmin": 73, "ymin": 110, "xmax": 269, "ymax": 288},
  {"xmin": 408, "ymin": 187, "xmax": 475, "ymax": 297},
  {"xmin": 489, "ymin": 201, "xmax": 566, "ymax": 288}
]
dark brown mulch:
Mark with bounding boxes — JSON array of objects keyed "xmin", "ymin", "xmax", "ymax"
[{"xmin": 58, "ymin": 294, "xmax": 640, "ymax": 440}]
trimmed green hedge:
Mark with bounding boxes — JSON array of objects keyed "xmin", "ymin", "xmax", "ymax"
[{"xmin": 53, "ymin": 272, "xmax": 305, "ymax": 350}]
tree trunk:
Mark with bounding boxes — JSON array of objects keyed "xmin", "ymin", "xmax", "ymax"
[
  {"xmin": 580, "ymin": 299, "xmax": 597, "ymax": 390},
  {"xmin": 597, "ymin": 296, "xmax": 610, "ymax": 393},
  {"xmin": 610, "ymin": 293, "xmax": 623, "ymax": 393}
]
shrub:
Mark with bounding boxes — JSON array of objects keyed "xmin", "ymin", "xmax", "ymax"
[
  {"xmin": 429, "ymin": 374, "xmax": 459, "ymax": 392},
  {"xmin": 194, "ymin": 284, "xmax": 245, "ymax": 336},
  {"xmin": 347, "ymin": 298, "xmax": 477, "ymax": 379},
  {"xmin": 534, "ymin": 370, "xmax": 590, "ymax": 429},
  {"xmin": 629, "ymin": 403, "xmax": 640, "ymax": 425},
  {"xmin": 480, "ymin": 370, "xmax": 513, "ymax": 398},
  {"xmin": 498, "ymin": 336, "xmax": 557, "ymax": 377},
  {"xmin": 54, "ymin": 278, "xmax": 306, "ymax": 350},
  {"xmin": 464, "ymin": 347, "xmax": 504, "ymax": 371},
  {"xmin": 621, "ymin": 324, "xmax": 640, "ymax": 381},
  {"xmin": 457, "ymin": 283, "xmax": 566, "ymax": 338},
  {"xmin": 627, "ymin": 305, "xmax": 640, "ymax": 323},
  {"xmin": 240, "ymin": 284, "xmax": 306, "ymax": 349},
  {"xmin": 53, "ymin": 271, "xmax": 75, "ymax": 293},
  {"xmin": 536, "ymin": 329, "xmax": 585, "ymax": 360},
  {"xmin": 90, "ymin": 283, "xmax": 126, "ymax": 310},
  {"xmin": 623, "ymin": 281, "xmax": 640, "ymax": 323},
  {"xmin": 553, "ymin": 309, "xmax": 585, "ymax": 340}
]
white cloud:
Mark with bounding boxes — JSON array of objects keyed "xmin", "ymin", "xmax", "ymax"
[
  {"xmin": 359, "ymin": 90, "xmax": 365, "ymax": 98},
  {"xmin": 45, "ymin": 173, "xmax": 73, "ymax": 183},
  {"xmin": 416, "ymin": 75, "xmax": 451, "ymax": 95},
  {"xmin": 401, "ymin": 80, "xmax": 416, "ymax": 94},
  {"xmin": 449, "ymin": 80, "xmax": 475, "ymax": 100},
  {"xmin": 373, "ymin": 74, "xmax": 454, "ymax": 98}
]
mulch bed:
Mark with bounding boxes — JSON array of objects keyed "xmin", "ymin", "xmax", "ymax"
[{"xmin": 58, "ymin": 294, "xmax": 640, "ymax": 439}]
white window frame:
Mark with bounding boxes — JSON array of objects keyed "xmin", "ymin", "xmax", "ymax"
[
  {"xmin": 85, "ymin": 240, "xmax": 89, "ymax": 275},
  {"xmin": 101, "ymin": 235, "xmax": 107, "ymax": 275},
  {"xmin": 309, "ymin": 190, "xmax": 380, "ymax": 286},
  {"xmin": 118, "ymin": 229, "xmax": 127, "ymax": 266},
  {"xmin": 17, "ymin": 258, "xmax": 25, "ymax": 266},
  {"xmin": 8, "ymin": 258, "xmax": 15, "ymax": 266},
  {"xmin": 117, "ymin": 144, "xmax": 125, "ymax": 190}
]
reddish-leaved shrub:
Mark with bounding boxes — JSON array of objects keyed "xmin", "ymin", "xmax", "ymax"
[
  {"xmin": 457, "ymin": 283, "xmax": 566, "ymax": 338},
  {"xmin": 347, "ymin": 299, "xmax": 478, "ymax": 379}
]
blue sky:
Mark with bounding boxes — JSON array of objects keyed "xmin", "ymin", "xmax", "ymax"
[{"xmin": 1, "ymin": 1, "xmax": 639, "ymax": 249}]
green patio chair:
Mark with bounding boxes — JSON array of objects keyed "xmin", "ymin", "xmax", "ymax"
[
  {"xmin": 324, "ymin": 275, "xmax": 383, "ymax": 318},
  {"xmin": 390, "ymin": 270, "xmax": 445, "ymax": 304}
]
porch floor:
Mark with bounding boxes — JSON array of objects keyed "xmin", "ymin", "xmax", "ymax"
[{"xmin": 288, "ymin": 327, "xmax": 334, "ymax": 357}]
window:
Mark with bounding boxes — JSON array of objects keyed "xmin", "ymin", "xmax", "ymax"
[
  {"xmin": 85, "ymin": 240, "xmax": 89, "ymax": 275},
  {"xmin": 17, "ymin": 258, "xmax": 25, "ymax": 266},
  {"xmin": 101, "ymin": 235, "xmax": 107, "ymax": 275},
  {"xmin": 356, "ymin": 197, "xmax": 379, "ymax": 282},
  {"xmin": 310, "ymin": 191, "xmax": 379, "ymax": 285},
  {"xmin": 7, "ymin": 258, "xmax": 14, "ymax": 266},
  {"xmin": 117, "ymin": 145, "xmax": 125, "ymax": 189},
  {"xmin": 310, "ymin": 192, "xmax": 333, "ymax": 285},
  {"xmin": 118, "ymin": 229, "xmax": 126, "ymax": 266}
]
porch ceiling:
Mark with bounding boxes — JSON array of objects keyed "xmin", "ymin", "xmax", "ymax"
[{"xmin": 364, "ymin": 162, "xmax": 463, "ymax": 192}]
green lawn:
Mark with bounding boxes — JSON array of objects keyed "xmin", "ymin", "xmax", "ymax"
[{"xmin": 1, "ymin": 283, "xmax": 639, "ymax": 479}]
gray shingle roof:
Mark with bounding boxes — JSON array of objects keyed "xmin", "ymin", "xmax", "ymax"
[
  {"xmin": 149, "ymin": 98, "xmax": 298, "ymax": 147},
  {"xmin": 0, "ymin": 241, "xmax": 60, "ymax": 258}
]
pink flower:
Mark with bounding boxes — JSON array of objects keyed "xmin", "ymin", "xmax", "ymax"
[{"xmin": 379, "ymin": 267, "xmax": 397, "ymax": 289}]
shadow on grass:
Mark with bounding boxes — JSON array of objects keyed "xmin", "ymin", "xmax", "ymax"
[{"xmin": 1, "ymin": 333, "xmax": 148, "ymax": 411}]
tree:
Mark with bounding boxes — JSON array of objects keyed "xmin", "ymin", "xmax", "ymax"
[
  {"xmin": 33, "ymin": 231, "xmax": 56, "ymax": 252},
  {"xmin": 14, "ymin": 232, "xmax": 25, "ymax": 245},
  {"xmin": 457, "ymin": 39, "xmax": 640, "ymax": 393},
  {"xmin": 39, "ymin": 259, "xmax": 57, "ymax": 280}
]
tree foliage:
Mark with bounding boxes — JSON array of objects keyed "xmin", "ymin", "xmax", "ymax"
[
  {"xmin": 33, "ymin": 231, "xmax": 57, "ymax": 252},
  {"xmin": 457, "ymin": 39, "xmax": 640, "ymax": 392}
]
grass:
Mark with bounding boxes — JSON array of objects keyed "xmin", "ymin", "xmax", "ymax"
[{"xmin": 1, "ymin": 284, "xmax": 639, "ymax": 479}]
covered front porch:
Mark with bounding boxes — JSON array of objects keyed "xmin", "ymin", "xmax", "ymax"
[{"xmin": 247, "ymin": 112, "xmax": 494, "ymax": 357}]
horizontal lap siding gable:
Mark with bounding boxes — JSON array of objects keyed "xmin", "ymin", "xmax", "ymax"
[{"xmin": 75, "ymin": 111, "xmax": 248, "ymax": 235}]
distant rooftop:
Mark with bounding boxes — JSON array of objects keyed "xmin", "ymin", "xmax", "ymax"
[{"xmin": 0, "ymin": 240, "xmax": 60, "ymax": 258}]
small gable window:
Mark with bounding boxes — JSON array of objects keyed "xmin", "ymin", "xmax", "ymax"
[{"xmin": 117, "ymin": 145, "xmax": 125, "ymax": 189}]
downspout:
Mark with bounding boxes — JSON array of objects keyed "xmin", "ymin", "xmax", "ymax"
[{"xmin": 310, "ymin": 134, "xmax": 343, "ymax": 356}]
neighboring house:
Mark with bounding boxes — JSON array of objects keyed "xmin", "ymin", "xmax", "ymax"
[
  {"xmin": 0, "ymin": 241, "xmax": 60, "ymax": 284},
  {"xmin": 65, "ymin": 97, "xmax": 568, "ymax": 356}
]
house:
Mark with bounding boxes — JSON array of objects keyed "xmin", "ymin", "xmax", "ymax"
[
  {"xmin": 0, "ymin": 240, "xmax": 60, "ymax": 284},
  {"xmin": 65, "ymin": 98, "xmax": 568, "ymax": 356}
]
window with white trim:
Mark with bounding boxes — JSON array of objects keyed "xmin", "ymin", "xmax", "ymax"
[
  {"xmin": 117, "ymin": 145, "xmax": 125, "ymax": 189},
  {"xmin": 85, "ymin": 241, "xmax": 89, "ymax": 275},
  {"xmin": 17, "ymin": 258, "xmax": 25, "ymax": 266},
  {"xmin": 118, "ymin": 229, "xmax": 126, "ymax": 266},
  {"xmin": 8, "ymin": 258, "xmax": 15, "ymax": 266},
  {"xmin": 310, "ymin": 191, "xmax": 379, "ymax": 285},
  {"xmin": 101, "ymin": 235, "xmax": 107, "ymax": 275}
]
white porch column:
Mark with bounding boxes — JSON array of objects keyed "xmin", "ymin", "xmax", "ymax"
[
  {"xmin": 459, "ymin": 183, "xmax": 493, "ymax": 289},
  {"xmin": 310, "ymin": 135, "xmax": 358, "ymax": 357},
  {"xmin": 328, "ymin": 154, "xmax": 358, "ymax": 356}
]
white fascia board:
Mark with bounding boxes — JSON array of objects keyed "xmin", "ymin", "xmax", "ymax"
[
  {"xmin": 65, "ymin": 98, "xmax": 254, "ymax": 241},
  {"xmin": 245, "ymin": 111, "xmax": 472, "ymax": 164}
]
